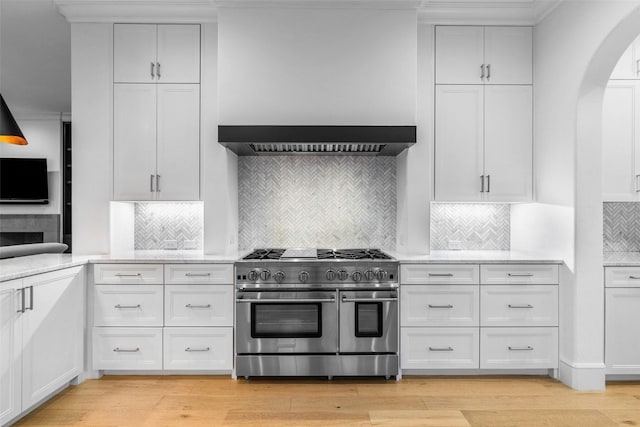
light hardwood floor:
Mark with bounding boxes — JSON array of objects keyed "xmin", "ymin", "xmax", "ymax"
[{"xmin": 13, "ymin": 376, "xmax": 640, "ymax": 426}]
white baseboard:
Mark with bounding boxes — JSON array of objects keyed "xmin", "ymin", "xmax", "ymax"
[{"xmin": 558, "ymin": 359, "xmax": 606, "ymax": 390}]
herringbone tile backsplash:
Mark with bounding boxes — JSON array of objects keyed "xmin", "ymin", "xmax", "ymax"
[
  {"xmin": 135, "ymin": 203, "xmax": 203, "ymax": 250},
  {"xmin": 604, "ymin": 202, "xmax": 640, "ymax": 251},
  {"xmin": 430, "ymin": 203, "xmax": 511, "ymax": 250},
  {"xmin": 238, "ymin": 156, "xmax": 396, "ymax": 251}
]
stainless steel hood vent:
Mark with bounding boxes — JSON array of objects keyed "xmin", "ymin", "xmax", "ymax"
[{"xmin": 218, "ymin": 125, "xmax": 416, "ymax": 156}]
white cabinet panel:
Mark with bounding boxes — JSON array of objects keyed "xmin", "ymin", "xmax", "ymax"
[
  {"xmin": 0, "ymin": 279, "xmax": 22, "ymax": 426},
  {"xmin": 114, "ymin": 24, "xmax": 157, "ymax": 83},
  {"xmin": 401, "ymin": 285, "xmax": 479, "ymax": 327},
  {"xmin": 401, "ymin": 327, "xmax": 479, "ymax": 370},
  {"xmin": 484, "ymin": 27, "xmax": 532, "ymax": 85},
  {"xmin": 164, "ymin": 285, "xmax": 233, "ymax": 327},
  {"xmin": 400, "ymin": 264, "xmax": 479, "ymax": 285},
  {"xmin": 481, "ymin": 285, "xmax": 558, "ymax": 327},
  {"xmin": 484, "ymin": 85, "xmax": 532, "ymax": 202},
  {"xmin": 435, "ymin": 26, "xmax": 484, "ymax": 84},
  {"xmin": 163, "ymin": 327, "xmax": 232, "ymax": 370},
  {"xmin": 93, "ymin": 327, "xmax": 163, "ymax": 370},
  {"xmin": 434, "ymin": 85, "xmax": 484, "ymax": 201},
  {"xmin": 609, "ymin": 35, "xmax": 640, "ymax": 80},
  {"xmin": 156, "ymin": 25, "xmax": 201, "ymax": 84},
  {"xmin": 94, "ymin": 284, "xmax": 164, "ymax": 327},
  {"xmin": 164, "ymin": 264, "xmax": 234, "ymax": 285},
  {"xmin": 606, "ymin": 288, "xmax": 640, "ymax": 374},
  {"xmin": 94, "ymin": 264, "xmax": 164, "ymax": 285},
  {"xmin": 605, "ymin": 267, "xmax": 640, "ymax": 287},
  {"xmin": 480, "ymin": 264, "xmax": 559, "ymax": 285},
  {"xmin": 480, "ymin": 327, "xmax": 558, "ymax": 369}
]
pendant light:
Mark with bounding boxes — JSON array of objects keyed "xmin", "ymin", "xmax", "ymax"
[{"xmin": 0, "ymin": 94, "xmax": 28, "ymax": 145}]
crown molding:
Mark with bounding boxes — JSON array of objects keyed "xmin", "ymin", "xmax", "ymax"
[{"xmin": 54, "ymin": 0, "xmax": 563, "ymax": 24}]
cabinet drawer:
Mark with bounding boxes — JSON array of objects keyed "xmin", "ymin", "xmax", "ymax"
[
  {"xmin": 401, "ymin": 285, "xmax": 479, "ymax": 327},
  {"xmin": 163, "ymin": 327, "xmax": 232, "ymax": 370},
  {"xmin": 94, "ymin": 264, "xmax": 163, "ymax": 285},
  {"xmin": 164, "ymin": 284, "xmax": 233, "ymax": 326},
  {"xmin": 480, "ymin": 285, "xmax": 558, "ymax": 327},
  {"xmin": 605, "ymin": 267, "xmax": 640, "ymax": 287},
  {"xmin": 480, "ymin": 264, "xmax": 559, "ymax": 285},
  {"xmin": 401, "ymin": 327, "xmax": 479, "ymax": 369},
  {"xmin": 164, "ymin": 264, "xmax": 234, "ymax": 285},
  {"xmin": 480, "ymin": 327, "xmax": 558, "ymax": 369},
  {"xmin": 92, "ymin": 327, "xmax": 162, "ymax": 370},
  {"xmin": 401, "ymin": 264, "xmax": 479, "ymax": 285},
  {"xmin": 94, "ymin": 284, "xmax": 163, "ymax": 326}
]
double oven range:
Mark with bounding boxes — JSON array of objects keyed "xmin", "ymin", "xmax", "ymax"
[{"xmin": 235, "ymin": 248, "xmax": 399, "ymax": 379}]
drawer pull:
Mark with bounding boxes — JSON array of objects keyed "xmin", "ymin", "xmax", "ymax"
[
  {"xmin": 114, "ymin": 304, "xmax": 141, "ymax": 309},
  {"xmin": 113, "ymin": 347, "xmax": 140, "ymax": 352},
  {"xmin": 629, "ymin": 276, "xmax": 640, "ymax": 280},
  {"xmin": 185, "ymin": 273, "xmax": 212, "ymax": 277},
  {"xmin": 115, "ymin": 273, "xmax": 142, "ymax": 277},
  {"xmin": 507, "ymin": 273, "xmax": 534, "ymax": 277},
  {"xmin": 428, "ymin": 273, "xmax": 454, "ymax": 277},
  {"xmin": 429, "ymin": 346, "xmax": 454, "ymax": 352},
  {"xmin": 185, "ymin": 347, "xmax": 211, "ymax": 352},
  {"xmin": 508, "ymin": 346, "xmax": 534, "ymax": 351},
  {"xmin": 508, "ymin": 304, "xmax": 534, "ymax": 309},
  {"xmin": 428, "ymin": 304, "xmax": 454, "ymax": 309},
  {"xmin": 186, "ymin": 304, "xmax": 212, "ymax": 309}
]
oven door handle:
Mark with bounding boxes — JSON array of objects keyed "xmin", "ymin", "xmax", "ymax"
[
  {"xmin": 341, "ymin": 296, "xmax": 398, "ymax": 303},
  {"xmin": 236, "ymin": 297, "xmax": 336, "ymax": 303}
]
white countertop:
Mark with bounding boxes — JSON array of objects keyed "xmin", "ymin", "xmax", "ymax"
[
  {"xmin": 0, "ymin": 254, "xmax": 92, "ymax": 282},
  {"xmin": 393, "ymin": 250, "xmax": 563, "ymax": 264},
  {"xmin": 604, "ymin": 252, "xmax": 640, "ymax": 266}
]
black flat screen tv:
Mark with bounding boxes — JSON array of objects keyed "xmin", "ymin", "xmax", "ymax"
[{"xmin": 0, "ymin": 158, "xmax": 49, "ymax": 204}]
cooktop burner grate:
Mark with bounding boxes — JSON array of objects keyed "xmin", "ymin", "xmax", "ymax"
[
  {"xmin": 242, "ymin": 248, "xmax": 286, "ymax": 260},
  {"xmin": 242, "ymin": 248, "xmax": 392, "ymax": 260}
]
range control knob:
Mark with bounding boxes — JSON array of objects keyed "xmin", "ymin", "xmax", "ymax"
[
  {"xmin": 247, "ymin": 269, "xmax": 260, "ymax": 281},
  {"xmin": 259, "ymin": 269, "xmax": 271, "ymax": 281},
  {"xmin": 325, "ymin": 269, "xmax": 337, "ymax": 281},
  {"xmin": 337, "ymin": 270, "xmax": 349, "ymax": 281},
  {"xmin": 363, "ymin": 269, "xmax": 374, "ymax": 281},
  {"xmin": 374, "ymin": 269, "xmax": 388, "ymax": 281},
  {"xmin": 352, "ymin": 271, "xmax": 363, "ymax": 282},
  {"xmin": 273, "ymin": 271, "xmax": 286, "ymax": 283},
  {"xmin": 299, "ymin": 271, "xmax": 310, "ymax": 283}
]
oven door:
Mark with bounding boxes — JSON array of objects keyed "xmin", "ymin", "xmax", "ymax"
[
  {"xmin": 236, "ymin": 290, "xmax": 338, "ymax": 354},
  {"xmin": 339, "ymin": 290, "xmax": 398, "ymax": 353}
]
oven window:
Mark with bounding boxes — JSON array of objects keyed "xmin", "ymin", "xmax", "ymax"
[
  {"xmin": 251, "ymin": 303, "xmax": 322, "ymax": 338},
  {"xmin": 355, "ymin": 302, "xmax": 383, "ymax": 337}
]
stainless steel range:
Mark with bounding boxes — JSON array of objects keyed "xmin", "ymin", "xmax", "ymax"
[{"xmin": 235, "ymin": 248, "xmax": 399, "ymax": 379}]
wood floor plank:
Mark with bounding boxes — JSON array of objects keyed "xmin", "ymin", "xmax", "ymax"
[
  {"xmin": 223, "ymin": 410, "xmax": 372, "ymax": 426},
  {"xmin": 598, "ymin": 409, "xmax": 640, "ymax": 427},
  {"xmin": 461, "ymin": 409, "xmax": 618, "ymax": 427},
  {"xmin": 369, "ymin": 410, "xmax": 470, "ymax": 426},
  {"xmin": 423, "ymin": 394, "xmax": 640, "ymax": 411},
  {"xmin": 291, "ymin": 396, "xmax": 428, "ymax": 412}
]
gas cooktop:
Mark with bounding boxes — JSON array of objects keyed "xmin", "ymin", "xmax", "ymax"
[{"xmin": 241, "ymin": 248, "xmax": 393, "ymax": 261}]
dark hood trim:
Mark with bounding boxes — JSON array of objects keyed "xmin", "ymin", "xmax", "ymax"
[{"xmin": 218, "ymin": 125, "xmax": 416, "ymax": 156}]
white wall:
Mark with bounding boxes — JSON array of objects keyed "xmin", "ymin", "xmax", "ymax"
[
  {"xmin": 217, "ymin": 7, "xmax": 417, "ymax": 125},
  {"xmin": 0, "ymin": 117, "xmax": 62, "ymax": 215},
  {"xmin": 511, "ymin": 0, "xmax": 640, "ymax": 390}
]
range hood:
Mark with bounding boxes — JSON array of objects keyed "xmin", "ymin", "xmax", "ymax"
[{"xmin": 218, "ymin": 125, "xmax": 416, "ymax": 156}]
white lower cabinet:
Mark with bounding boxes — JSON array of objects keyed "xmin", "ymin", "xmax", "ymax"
[
  {"xmin": 480, "ymin": 327, "xmax": 558, "ymax": 369},
  {"xmin": 94, "ymin": 284, "xmax": 164, "ymax": 326},
  {"xmin": 0, "ymin": 266, "xmax": 85, "ymax": 426},
  {"xmin": 164, "ymin": 284, "xmax": 233, "ymax": 327},
  {"xmin": 163, "ymin": 327, "xmax": 232, "ymax": 370},
  {"xmin": 401, "ymin": 327, "xmax": 479, "ymax": 369},
  {"xmin": 93, "ymin": 327, "xmax": 163, "ymax": 370},
  {"xmin": 605, "ymin": 282, "xmax": 640, "ymax": 374}
]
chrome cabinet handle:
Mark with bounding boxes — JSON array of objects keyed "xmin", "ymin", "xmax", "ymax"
[
  {"xmin": 115, "ymin": 273, "xmax": 142, "ymax": 277},
  {"xmin": 156, "ymin": 62, "xmax": 161, "ymax": 79},
  {"xmin": 114, "ymin": 304, "xmax": 141, "ymax": 309},
  {"xmin": 429, "ymin": 346, "xmax": 454, "ymax": 352},
  {"xmin": 150, "ymin": 62, "xmax": 155, "ymax": 78},
  {"xmin": 114, "ymin": 347, "xmax": 140, "ymax": 352},
  {"xmin": 629, "ymin": 276, "xmax": 640, "ymax": 279},
  {"xmin": 17, "ymin": 288, "xmax": 26, "ymax": 313},
  {"xmin": 237, "ymin": 298, "xmax": 336, "ymax": 303},
  {"xmin": 507, "ymin": 273, "xmax": 534, "ymax": 277},
  {"xmin": 186, "ymin": 304, "xmax": 211, "ymax": 309},
  {"xmin": 636, "ymin": 59, "xmax": 640, "ymax": 76},
  {"xmin": 341, "ymin": 296, "xmax": 398, "ymax": 303},
  {"xmin": 185, "ymin": 273, "xmax": 211, "ymax": 277},
  {"xmin": 636, "ymin": 175, "xmax": 640, "ymax": 192},
  {"xmin": 480, "ymin": 175, "xmax": 485, "ymax": 193},
  {"xmin": 156, "ymin": 174, "xmax": 160, "ymax": 192},
  {"xmin": 428, "ymin": 304, "xmax": 453, "ymax": 309},
  {"xmin": 150, "ymin": 174, "xmax": 155, "ymax": 192},
  {"xmin": 27, "ymin": 286, "xmax": 34, "ymax": 311},
  {"xmin": 428, "ymin": 273, "xmax": 454, "ymax": 277},
  {"xmin": 508, "ymin": 346, "xmax": 534, "ymax": 351},
  {"xmin": 480, "ymin": 64, "xmax": 485, "ymax": 80},
  {"xmin": 508, "ymin": 304, "xmax": 534, "ymax": 309},
  {"xmin": 486, "ymin": 174, "xmax": 491, "ymax": 192},
  {"xmin": 185, "ymin": 347, "xmax": 210, "ymax": 352},
  {"xmin": 487, "ymin": 64, "xmax": 491, "ymax": 80}
]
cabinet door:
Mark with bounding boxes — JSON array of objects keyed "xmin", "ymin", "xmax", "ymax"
[
  {"xmin": 484, "ymin": 85, "xmax": 533, "ymax": 202},
  {"xmin": 157, "ymin": 25, "xmax": 200, "ymax": 84},
  {"xmin": 113, "ymin": 84, "xmax": 157, "ymax": 201},
  {"xmin": 606, "ymin": 288, "xmax": 640, "ymax": 374},
  {"xmin": 434, "ymin": 85, "xmax": 484, "ymax": 201},
  {"xmin": 435, "ymin": 26, "xmax": 484, "ymax": 84},
  {"xmin": 156, "ymin": 84, "xmax": 200, "ymax": 200},
  {"xmin": 21, "ymin": 267, "xmax": 84, "ymax": 410},
  {"xmin": 609, "ymin": 36, "xmax": 640, "ymax": 79},
  {"xmin": 484, "ymin": 27, "xmax": 532, "ymax": 85},
  {"xmin": 602, "ymin": 81, "xmax": 640, "ymax": 201},
  {"xmin": 401, "ymin": 327, "xmax": 479, "ymax": 370},
  {"xmin": 0, "ymin": 280, "xmax": 22, "ymax": 426},
  {"xmin": 114, "ymin": 24, "xmax": 157, "ymax": 83},
  {"xmin": 165, "ymin": 284, "xmax": 233, "ymax": 327},
  {"xmin": 401, "ymin": 285, "xmax": 479, "ymax": 327}
]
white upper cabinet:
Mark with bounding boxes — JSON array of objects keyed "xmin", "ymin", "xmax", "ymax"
[
  {"xmin": 602, "ymin": 81, "xmax": 640, "ymax": 201},
  {"xmin": 435, "ymin": 26, "xmax": 532, "ymax": 85},
  {"xmin": 609, "ymin": 35, "xmax": 640, "ymax": 80},
  {"xmin": 114, "ymin": 24, "xmax": 200, "ymax": 84}
]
